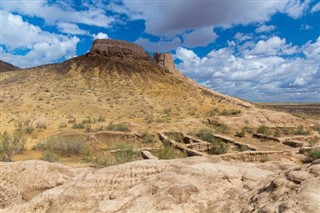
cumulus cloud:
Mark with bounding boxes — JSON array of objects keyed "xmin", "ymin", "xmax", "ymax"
[
  {"xmin": 1, "ymin": 0, "xmax": 115, "ymax": 28},
  {"xmin": 183, "ymin": 27, "xmax": 217, "ymax": 48},
  {"xmin": 93, "ymin": 32, "xmax": 109, "ymax": 39},
  {"xmin": 234, "ymin": 33, "xmax": 253, "ymax": 42},
  {"xmin": 57, "ymin": 22, "xmax": 89, "ymax": 35},
  {"xmin": 300, "ymin": 23, "xmax": 313, "ymax": 30},
  {"xmin": 175, "ymin": 36, "xmax": 319, "ymax": 102},
  {"xmin": 121, "ymin": 0, "xmax": 309, "ymax": 36},
  {"xmin": 255, "ymin": 24, "xmax": 276, "ymax": 33},
  {"xmin": 135, "ymin": 37, "xmax": 181, "ymax": 52},
  {"xmin": 311, "ymin": 2, "xmax": 320, "ymax": 13},
  {"xmin": 244, "ymin": 36, "xmax": 298, "ymax": 56},
  {"xmin": 1, "ymin": 11, "xmax": 79, "ymax": 68}
]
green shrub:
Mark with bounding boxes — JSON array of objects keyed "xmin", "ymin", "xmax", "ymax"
[
  {"xmin": 208, "ymin": 139, "xmax": 229, "ymax": 155},
  {"xmin": 90, "ymin": 152, "xmax": 115, "ymax": 167},
  {"xmin": 309, "ymin": 150, "xmax": 320, "ymax": 160},
  {"xmin": 294, "ymin": 125, "xmax": 310, "ymax": 135},
  {"xmin": 219, "ymin": 109, "xmax": 241, "ymax": 116},
  {"xmin": 72, "ymin": 123, "xmax": 85, "ymax": 129},
  {"xmin": 97, "ymin": 115, "xmax": 106, "ymax": 122},
  {"xmin": 166, "ymin": 132, "xmax": 184, "ymax": 142},
  {"xmin": 237, "ymin": 144, "xmax": 250, "ymax": 152},
  {"xmin": 0, "ymin": 125, "xmax": 26, "ymax": 161},
  {"xmin": 35, "ymin": 136, "xmax": 88, "ymax": 156},
  {"xmin": 308, "ymin": 139, "xmax": 318, "ymax": 147},
  {"xmin": 107, "ymin": 122, "xmax": 130, "ymax": 132},
  {"xmin": 141, "ymin": 133, "xmax": 156, "ymax": 144},
  {"xmin": 58, "ymin": 123, "xmax": 67, "ymax": 129},
  {"xmin": 197, "ymin": 129, "xmax": 215, "ymax": 143},
  {"xmin": 36, "ymin": 121, "xmax": 47, "ymax": 129},
  {"xmin": 154, "ymin": 146, "xmax": 177, "ymax": 159},
  {"xmin": 235, "ymin": 129, "xmax": 246, "ymax": 138},
  {"xmin": 114, "ymin": 143, "xmax": 138, "ymax": 164},
  {"xmin": 42, "ymin": 150, "xmax": 59, "ymax": 162},
  {"xmin": 273, "ymin": 130, "xmax": 281, "ymax": 137},
  {"xmin": 207, "ymin": 120, "xmax": 229, "ymax": 133},
  {"xmin": 257, "ymin": 125, "xmax": 271, "ymax": 136}
]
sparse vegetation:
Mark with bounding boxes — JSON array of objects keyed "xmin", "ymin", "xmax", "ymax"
[
  {"xmin": 141, "ymin": 132, "xmax": 156, "ymax": 144},
  {"xmin": 35, "ymin": 136, "xmax": 88, "ymax": 156},
  {"xmin": 235, "ymin": 129, "xmax": 246, "ymax": 138},
  {"xmin": 97, "ymin": 115, "xmax": 106, "ymax": 122},
  {"xmin": 208, "ymin": 108, "xmax": 241, "ymax": 116},
  {"xmin": 154, "ymin": 146, "xmax": 176, "ymax": 159},
  {"xmin": 308, "ymin": 139, "xmax": 318, "ymax": 147},
  {"xmin": 207, "ymin": 119, "xmax": 229, "ymax": 133},
  {"xmin": 107, "ymin": 122, "xmax": 130, "ymax": 132},
  {"xmin": 294, "ymin": 125, "xmax": 310, "ymax": 135},
  {"xmin": 208, "ymin": 139, "xmax": 229, "ymax": 155},
  {"xmin": 72, "ymin": 123, "xmax": 85, "ymax": 129},
  {"xmin": 257, "ymin": 125, "xmax": 271, "ymax": 136},
  {"xmin": 308, "ymin": 150, "xmax": 320, "ymax": 161},
  {"xmin": 196, "ymin": 129, "xmax": 215, "ymax": 143},
  {"xmin": 0, "ymin": 124, "xmax": 26, "ymax": 161},
  {"xmin": 42, "ymin": 150, "xmax": 59, "ymax": 162},
  {"xmin": 166, "ymin": 132, "xmax": 184, "ymax": 142}
]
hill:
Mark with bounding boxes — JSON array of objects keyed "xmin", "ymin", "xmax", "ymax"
[{"xmin": 0, "ymin": 60, "xmax": 20, "ymax": 72}]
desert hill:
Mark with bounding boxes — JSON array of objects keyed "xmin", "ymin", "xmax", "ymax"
[
  {"xmin": 1, "ymin": 39, "xmax": 320, "ymax": 212},
  {"xmin": 0, "ymin": 39, "xmax": 308, "ymax": 134},
  {"xmin": 0, "ymin": 60, "xmax": 20, "ymax": 72}
]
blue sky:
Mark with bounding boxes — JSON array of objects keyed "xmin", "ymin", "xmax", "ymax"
[{"xmin": 0, "ymin": 0, "xmax": 319, "ymax": 102}]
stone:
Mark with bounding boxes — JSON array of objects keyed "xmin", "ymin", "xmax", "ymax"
[{"xmin": 154, "ymin": 53, "xmax": 176, "ymax": 72}]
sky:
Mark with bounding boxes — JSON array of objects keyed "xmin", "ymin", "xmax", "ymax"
[{"xmin": 0, "ymin": 0, "xmax": 319, "ymax": 102}]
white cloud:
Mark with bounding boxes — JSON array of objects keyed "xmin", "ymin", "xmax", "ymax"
[
  {"xmin": 175, "ymin": 36, "xmax": 319, "ymax": 102},
  {"xmin": 284, "ymin": 0, "xmax": 310, "ymax": 19},
  {"xmin": 1, "ymin": 11, "xmax": 79, "ymax": 68},
  {"xmin": 120, "ymin": 0, "xmax": 309, "ymax": 36},
  {"xmin": 183, "ymin": 27, "xmax": 217, "ymax": 48},
  {"xmin": 1, "ymin": 0, "xmax": 115, "ymax": 28},
  {"xmin": 93, "ymin": 32, "xmax": 109, "ymax": 39},
  {"xmin": 244, "ymin": 36, "xmax": 298, "ymax": 56},
  {"xmin": 255, "ymin": 24, "xmax": 276, "ymax": 33},
  {"xmin": 234, "ymin": 33, "xmax": 253, "ymax": 42},
  {"xmin": 135, "ymin": 37, "xmax": 181, "ymax": 52},
  {"xmin": 300, "ymin": 23, "xmax": 313, "ymax": 30},
  {"xmin": 57, "ymin": 22, "xmax": 89, "ymax": 35},
  {"xmin": 311, "ymin": 2, "xmax": 320, "ymax": 13}
]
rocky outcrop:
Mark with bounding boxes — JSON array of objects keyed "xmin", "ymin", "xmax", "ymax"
[
  {"xmin": 154, "ymin": 53, "xmax": 176, "ymax": 72},
  {"xmin": 90, "ymin": 39, "xmax": 150, "ymax": 59},
  {"xmin": 1, "ymin": 158, "xmax": 319, "ymax": 213}
]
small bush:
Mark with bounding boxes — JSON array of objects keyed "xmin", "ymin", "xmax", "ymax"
[
  {"xmin": 207, "ymin": 120, "xmax": 229, "ymax": 133},
  {"xmin": 273, "ymin": 130, "xmax": 281, "ymax": 137},
  {"xmin": 0, "ymin": 125, "xmax": 26, "ymax": 161},
  {"xmin": 308, "ymin": 139, "xmax": 318, "ymax": 147},
  {"xmin": 141, "ymin": 133, "xmax": 156, "ymax": 144},
  {"xmin": 97, "ymin": 115, "xmax": 106, "ymax": 122},
  {"xmin": 197, "ymin": 129, "xmax": 216, "ymax": 143},
  {"xmin": 107, "ymin": 122, "xmax": 130, "ymax": 132},
  {"xmin": 257, "ymin": 125, "xmax": 271, "ymax": 136},
  {"xmin": 114, "ymin": 143, "xmax": 138, "ymax": 164},
  {"xmin": 235, "ymin": 129, "xmax": 246, "ymax": 138},
  {"xmin": 237, "ymin": 144, "xmax": 250, "ymax": 152},
  {"xmin": 58, "ymin": 123, "xmax": 67, "ymax": 128},
  {"xmin": 42, "ymin": 150, "xmax": 59, "ymax": 162},
  {"xmin": 89, "ymin": 152, "xmax": 115, "ymax": 167},
  {"xmin": 308, "ymin": 150, "xmax": 320, "ymax": 161},
  {"xmin": 294, "ymin": 125, "xmax": 310, "ymax": 135},
  {"xmin": 166, "ymin": 132, "xmax": 184, "ymax": 142},
  {"xmin": 219, "ymin": 109, "xmax": 241, "ymax": 116},
  {"xmin": 36, "ymin": 121, "xmax": 47, "ymax": 129},
  {"xmin": 154, "ymin": 146, "xmax": 177, "ymax": 159},
  {"xmin": 72, "ymin": 123, "xmax": 85, "ymax": 129},
  {"xmin": 208, "ymin": 139, "xmax": 229, "ymax": 155}
]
